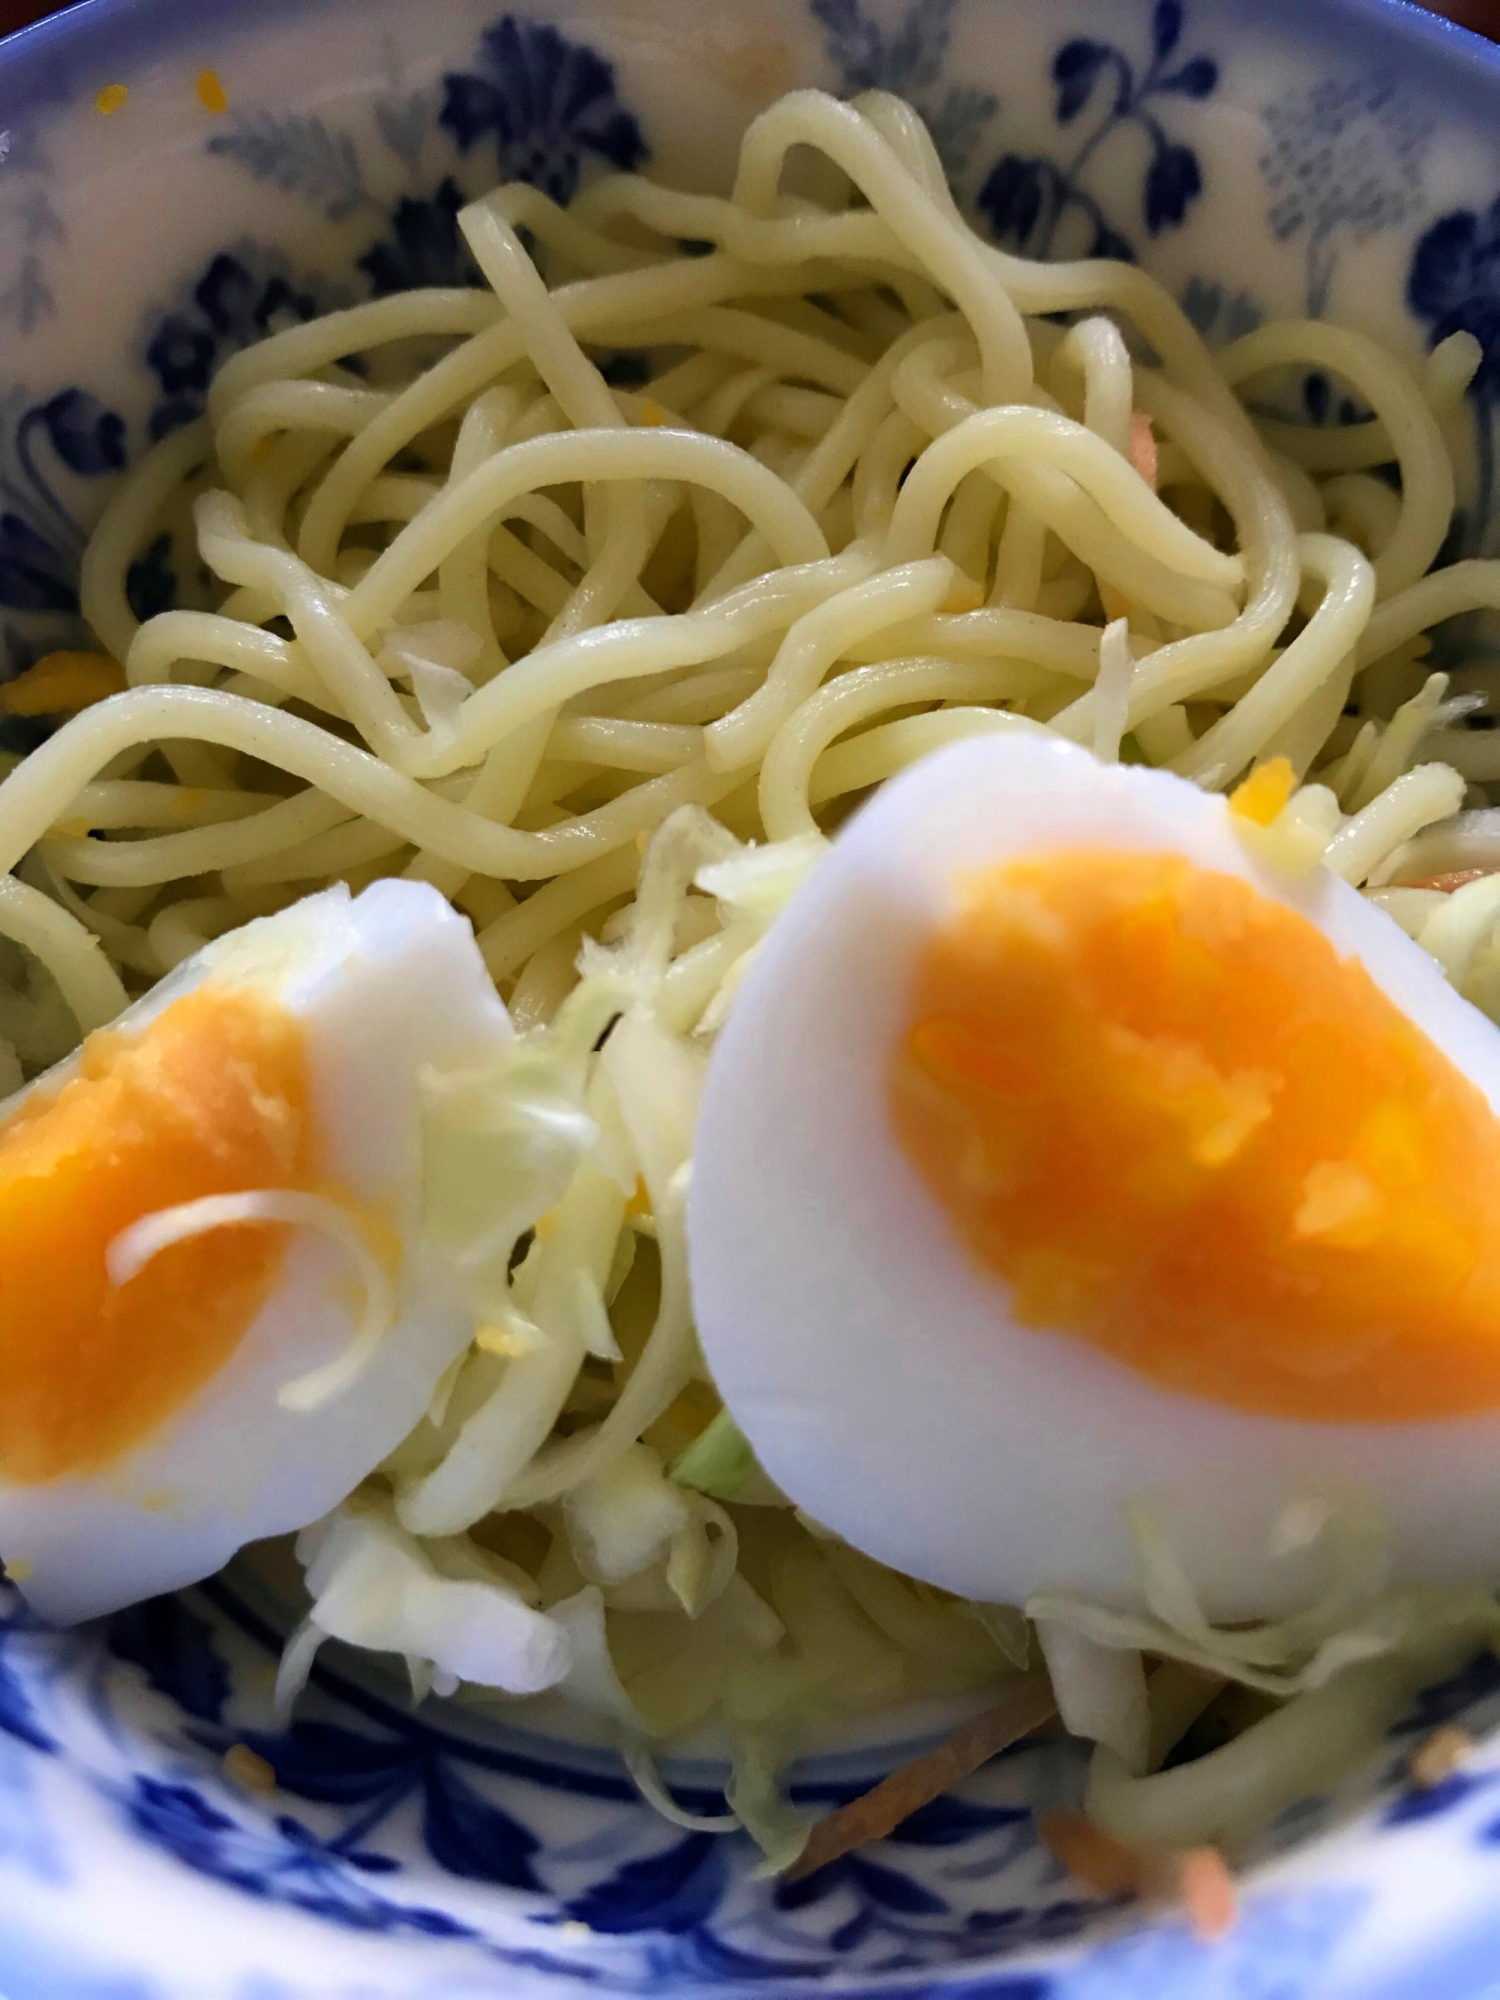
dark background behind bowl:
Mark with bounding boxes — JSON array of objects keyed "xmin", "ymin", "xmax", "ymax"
[{"xmin": 1, "ymin": 0, "xmax": 1497, "ymax": 43}]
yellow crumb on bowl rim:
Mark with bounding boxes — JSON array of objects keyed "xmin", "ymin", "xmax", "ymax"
[
  {"xmin": 196, "ymin": 68, "xmax": 229, "ymax": 114},
  {"xmin": 95, "ymin": 84, "xmax": 129, "ymax": 115}
]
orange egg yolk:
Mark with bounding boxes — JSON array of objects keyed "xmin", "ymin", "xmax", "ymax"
[
  {"xmin": 0, "ymin": 984, "xmax": 311, "ymax": 1484},
  {"xmin": 892, "ymin": 849, "xmax": 1500, "ymax": 1423}
]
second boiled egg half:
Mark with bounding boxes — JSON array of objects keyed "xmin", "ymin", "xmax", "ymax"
[{"xmin": 689, "ymin": 734, "xmax": 1500, "ymax": 1622}]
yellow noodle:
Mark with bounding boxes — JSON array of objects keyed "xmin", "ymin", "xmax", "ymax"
[
  {"xmin": 760, "ymin": 655, "xmax": 1045, "ymax": 839},
  {"xmin": 0, "ymin": 80, "xmax": 1487, "ymax": 1061},
  {"xmin": 1219, "ymin": 320, "xmax": 1453, "ymax": 598}
]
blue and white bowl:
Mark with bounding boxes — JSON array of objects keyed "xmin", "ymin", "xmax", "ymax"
[{"xmin": 7, "ymin": 0, "xmax": 1500, "ymax": 1992}]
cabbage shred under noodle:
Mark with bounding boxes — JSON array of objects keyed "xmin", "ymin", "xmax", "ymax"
[{"xmin": 2, "ymin": 86, "xmax": 1499, "ymax": 1860}]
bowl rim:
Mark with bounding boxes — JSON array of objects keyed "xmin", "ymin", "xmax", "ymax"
[
  {"xmin": 7, "ymin": 0, "xmax": 1500, "ymax": 1993},
  {"xmin": 4, "ymin": 0, "xmax": 1500, "ymax": 97}
]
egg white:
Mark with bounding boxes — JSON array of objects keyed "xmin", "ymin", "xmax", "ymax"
[
  {"xmin": 689, "ymin": 735, "xmax": 1500, "ymax": 1621},
  {"xmin": 0, "ymin": 879, "xmax": 511, "ymax": 1625}
]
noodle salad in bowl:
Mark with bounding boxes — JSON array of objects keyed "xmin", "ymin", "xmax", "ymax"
[{"xmin": 11, "ymin": 0, "xmax": 1500, "ymax": 1994}]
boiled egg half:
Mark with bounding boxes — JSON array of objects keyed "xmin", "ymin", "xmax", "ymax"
[
  {"xmin": 689, "ymin": 734, "xmax": 1500, "ymax": 1622},
  {"xmin": 0, "ymin": 879, "xmax": 511, "ymax": 1624}
]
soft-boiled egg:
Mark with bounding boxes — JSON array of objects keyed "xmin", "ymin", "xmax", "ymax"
[
  {"xmin": 689, "ymin": 734, "xmax": 1500, "ymax": 1622},
  {"xmin": 0, "ymin": 879, "xmax": 511, "ymax": 1625}
]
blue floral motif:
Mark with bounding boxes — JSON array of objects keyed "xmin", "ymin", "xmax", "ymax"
[
  {"xmin": 1392, "ymin": 1645, "xmax": 1500, "ymax": 1743},
  {"xmin": 0, "ymin": 509, "xmax": 75, "ymax": 617},
  {"xmin": 142, "ymin": 245, "xmax": 339, "ymax": 441},
  {"xmin": 0, "ymin": 1596, "xmax": 57, "ymax": 1755},
  {"xmin": 440, "ymin": 16, "xmax": 647, "ymax": 206},
  {"xmin": 1179, "ymin": 275, "xmax": 1262, "ymax": 345},
  {"xmin": 374, "ymin": 87, "xmax": 442, "ymax": 182},
  {"xmin": 0, "ymin": 125, "xmax": 64, "ymax": 335},
  {"xmin": 124, "ymin": 533, "xmax": 177, "ymax": 628},
  {"xmin": 1261, "ymin": 75, "xmax": 1432, "ymax": 318},
  {"xmin": 1409, "ymin": 194, "xmax": 1500, "ymax": 558},
  {"xmin": 9, "ymin": 2, "xmax": 1500, "ymax": 1983},
  {"xmin": 202, "ymin": 15, "xmax": 648, "ymax": 302},
  {"xmin": 0, "ymin": 381, "xmax": 130, "ymax": 695},
  {"xmin": 357, "ymin": 176, "xmax": 484, "ymax": 296},
  {"xmin": 565, "ymin": 1831, "xmax": 731, "ymax": 1933},
  {"xmin": 108, "ymin": 1595, "xmax": 230, "ymax": 1727},
  {"xmin": 32, "ymin": 390, "xmax": 127, "ymax": 480},
  {"xmin": 1410, "ymin": 197, "xmax": 1500, "ymax": 397},
  {"xmin": 1299, "ymin": 371, "xmax": 1370, "ymax": 431},
  {"xmin": 1383, "ymin": 1770, "xmax": 1494, "ymax": 1828},
  {"xmin": 186, "ymin": 1713, "xmax": 546, "ymax": 1891},
  {"xmin": 976, "ymin": 0, "xmax": 1215, "ymax": 264},
  {"xmin": 208, "ymin": 112, "xmax": 377, "ymax": 223},
  {"xmin": 914, "ymin": 1977, "xmax": 1052, "ymax": 2000},
  {"xmin": 811, "ymin": 0, "xmax": 998, "ymax": 178},
  {"xmin": 126, "ymin": 1776, "xmax": 477, "ymax": 1937},
  {"xmin": 0, "ymin": 1546, "xmax": 1493, "ymax": 1992},
  {"xmin": 770, "ymin": 1802, "xmax": 1094, "ymax": 1973}
]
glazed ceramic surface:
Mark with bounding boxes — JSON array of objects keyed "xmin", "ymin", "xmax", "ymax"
[{"xmin": 7, "ymin": 0, "xmax": 1500, "ymax": 1992}]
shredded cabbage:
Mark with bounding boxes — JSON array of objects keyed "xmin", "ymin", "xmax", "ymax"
[
  {"xmin": 669, "ymin": 1408, "xmax": 762, "ymax": 1501},
  {"xmin": 276, "ymin": 803, "xmax": 1500, "ymax": 1863},
  {"xmin": 1028, "ymin": 1502, "xmax": 1500, "ymax": 1855},
  {"xmin": 1086, "ymin": 1602, "xmax": 1498, "ymax": 1854},
  {"xmin": 272, "ymin": 809, "xmax": 1021, "ymax": 1857},
  {"xmin": 281, "ymin": 1497, "xmax": 572, "ymax": 1709},
  {"xmin": 1035, "ymin": 1620, "xmax": 1151, "ymax": 1775},
  {"xmin": 106, "ymin": 1189, "xmax": 396, "ymax": 1412}
]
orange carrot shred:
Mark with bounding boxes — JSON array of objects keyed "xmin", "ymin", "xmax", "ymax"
[
  {"xmin": 1129, "ymin": 410, "xmax": 1157, "ymax": 490},
  {"xmin": 1409, "ymin": 1724, "xmax": 1473, "ymax": 1789},
  {"xmin": 1175, "ymin": 1845, "xmax": 1237, "ymax": 1940},
  {"xmin": 785, "ymin": 1674, "xmax": 1056, "ymax": 1879},
  {"xmin": 1402, "ymin": 869, "xmax": 1492, "ymax": 894},
  {"xmin": 223, "ymin": 1744, "xmax": 277, "ymax": 1796}
]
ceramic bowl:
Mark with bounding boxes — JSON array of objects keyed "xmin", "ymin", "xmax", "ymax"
[{"xmin": 6, "ymin": 0, "xmax": 1500, "ymax": 1992}]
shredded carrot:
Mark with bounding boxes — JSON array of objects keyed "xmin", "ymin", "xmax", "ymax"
[
  {"xmin": 1171, "ymin": 1846, "xmax": 1238, "ymax": 1940},
  {"xmin": 1036, "ymin": 1808, "xmax": 1140, "ymax": 1895},
  {"xmin": 1041, "ymin": 1813, "xmax": 1239, "ymax": 1938},
  {"xmin": 0, "ymin": 652, "xmax": 126, "ymax": 718},
  {"xmin": 1403, "ymin": 869, "xmax": 1491, "ymax": 894},
  {"xmin": 95, "ymin": 84, "xmax": 129, "ymax": 115},
  {"xmin": 1409, "ymin": 1724, "xmax": 1472, "ymax": 1788},
  {"xmin": 196, "ymin": 68, "xmax": 229, "ymax": 114},
  {"xmin": 223, "ymin": 1744, "xmax": 276, "ymax": 1796},
  {"xmin": 786, "ymin": 1677, "xmax": 1057, "ymax": 1879},
  {"xmin": 1129, "ymin": 410, "xmax": 1158, "ymax": 490}
]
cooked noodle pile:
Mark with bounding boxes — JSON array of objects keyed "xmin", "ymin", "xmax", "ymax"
[{"xmin": 4, "ymin": 86, "xmax": 1500, "ymax": 1864}]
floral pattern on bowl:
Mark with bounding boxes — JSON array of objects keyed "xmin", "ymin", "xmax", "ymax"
[{"xmin": 7, "ymin": 0, "xmax": 1500, "ymax": 1992}]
